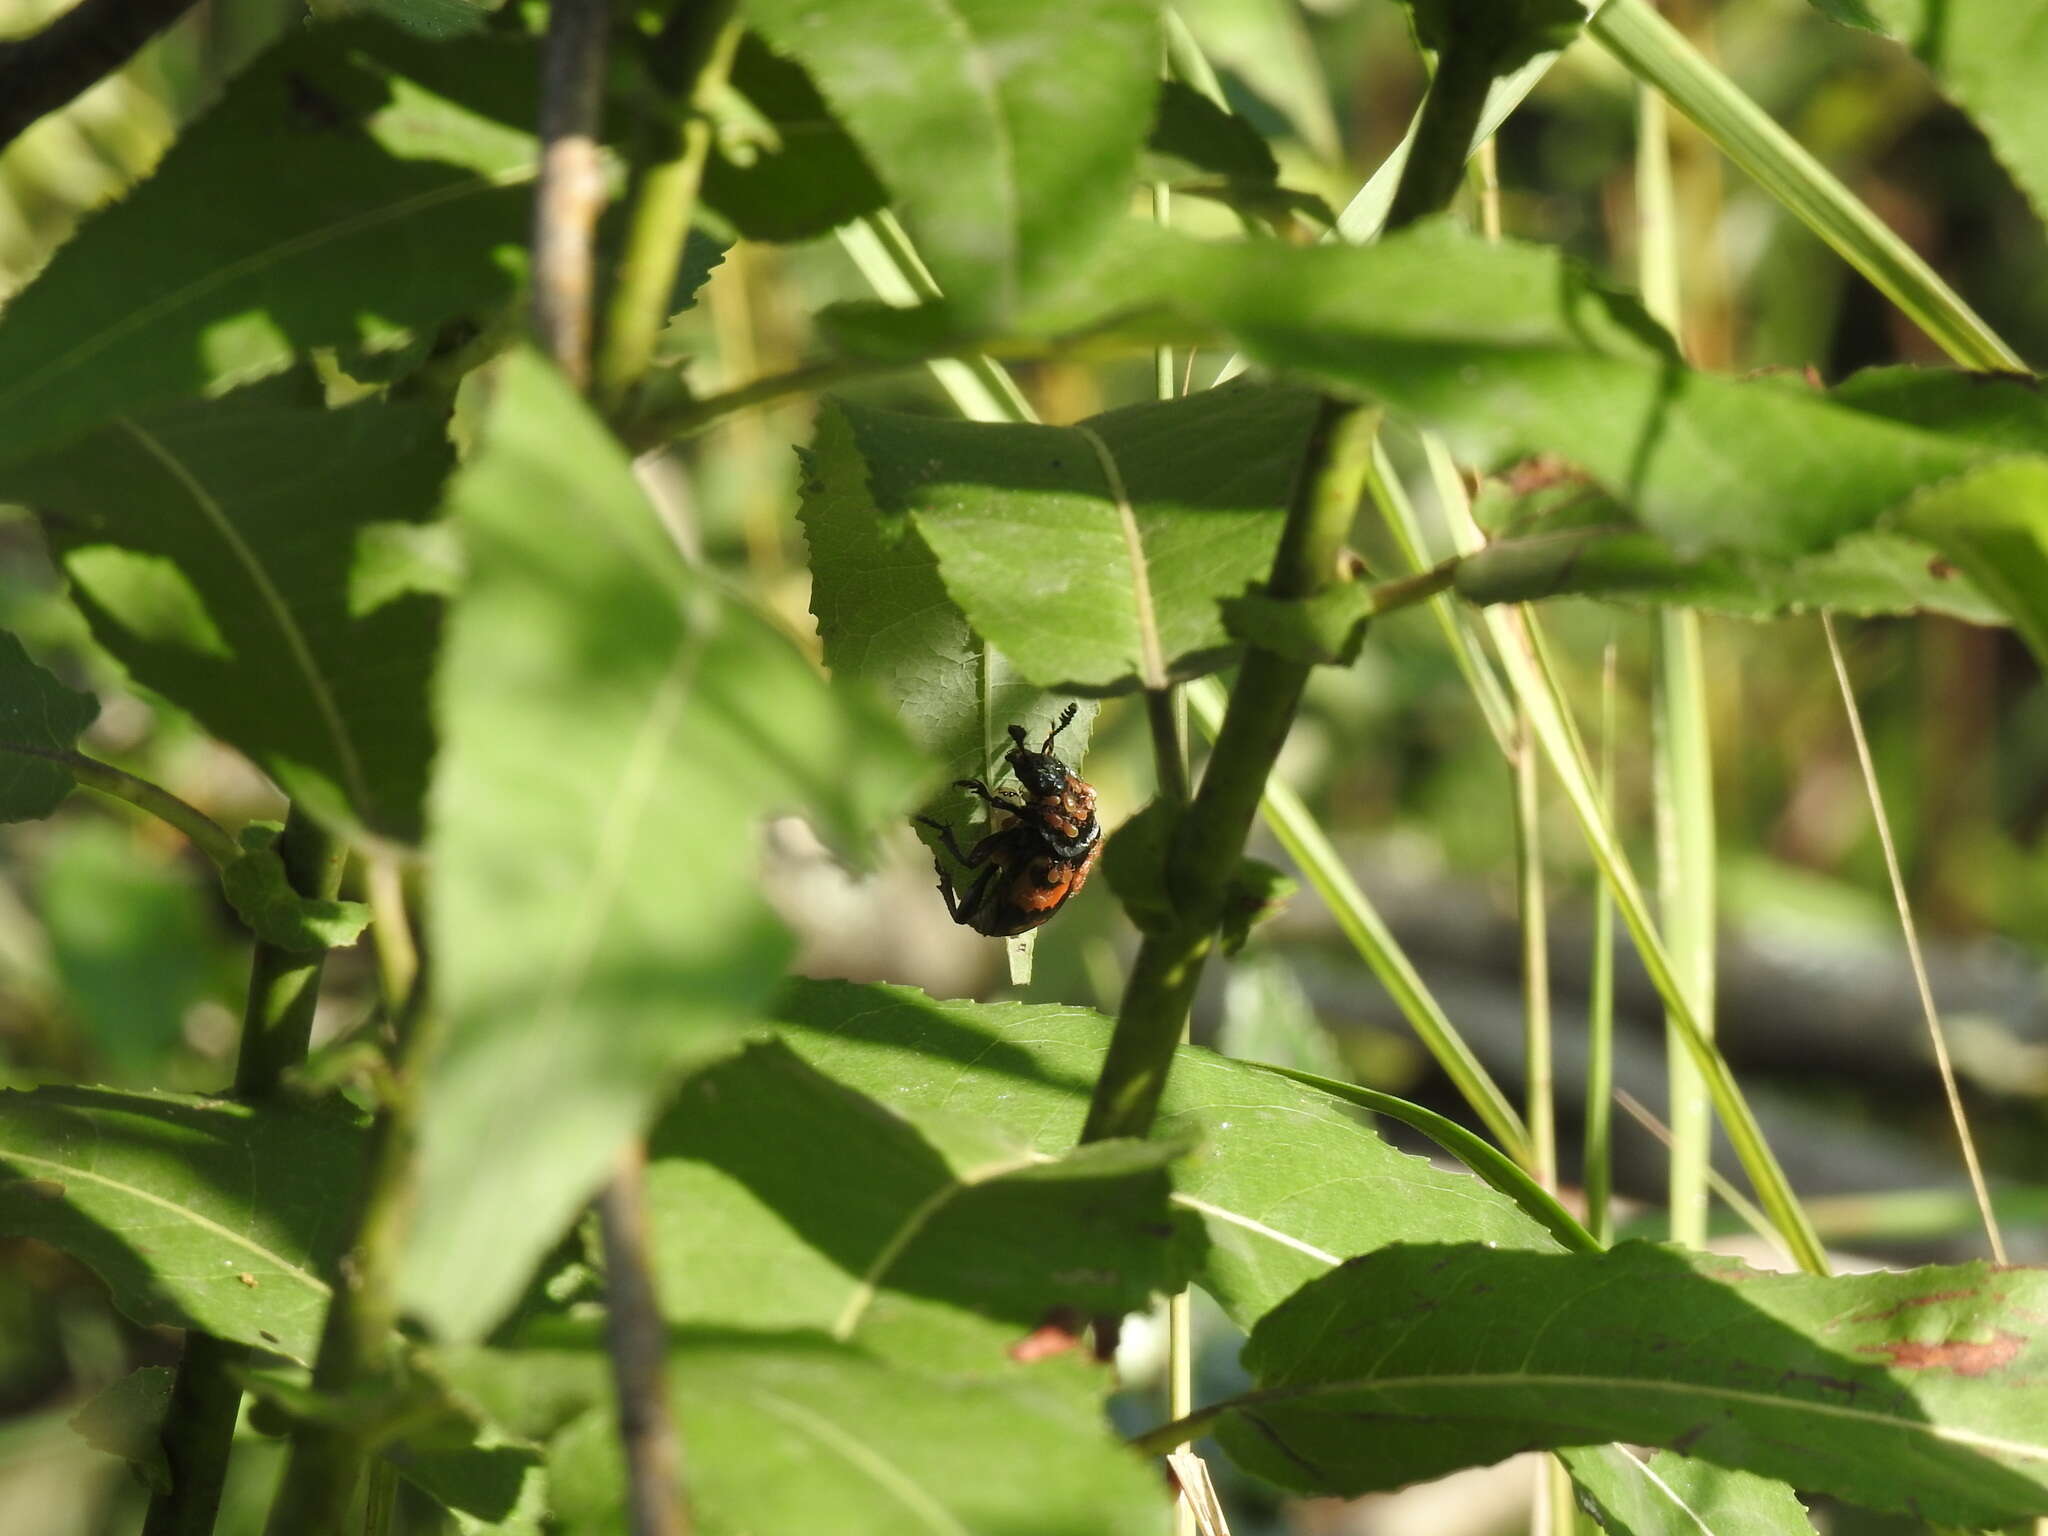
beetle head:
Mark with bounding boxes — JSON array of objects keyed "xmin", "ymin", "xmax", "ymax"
[{"xmin": 1006, "ymin": 723, "xmax": 1069, "ymax": 797}]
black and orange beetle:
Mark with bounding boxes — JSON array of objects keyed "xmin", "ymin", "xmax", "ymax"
[{"xmin": 916, "ymin": 704, "xmax": 1101, "ymax": 937}]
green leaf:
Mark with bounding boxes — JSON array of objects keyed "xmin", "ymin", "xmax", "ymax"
[
  {"xmin": 3, "ymin": 387, "xmax": 450, "ymax": 840},
  {"xmin": 796, "ymin": 402, "xmax": 1094, "ymax": 840},
  {"xmin": 645, "ymin": 1040, "xmax": 1195, "ymax": 1374},
  {"xmin": 0, "ymin": 1087, "xmax": 362, "ymax": 1362},
  {"xmin": 70, "ymin": 1367, "xmax": 174, "ymax": 1494},
  {"xmin": 221, "ymin": 821, "xmax": 374, "ymax": 951},
  {"xmin": 1218, "ymin": 855, "xmax": 1294, "ymax": 955},
  {"xmin": 1197, "ymin": 1241, "xmax": 2048, "ymax": 1526},
  {"xmin": 701, "ymin": 33, "xmax": 887, "ymax": 242},
  {"xmin": 1561, "ymin": 1445, "xmax": 1818, "ymax": 1536},
  {"xmin": 1220, "ymin": 583, "xmax": 1378, "ymax": 665},
  {"xmin": 1171, "ymin": 0, "xmax": 1341, "ymax": 161},
  {"xmin": 0, "ymin": 22, "xmax": 539, "ymax": 466},
  {"xmin": 407, "ymin": 352, "xmax": 921, "ymax": 1342},
  {"xmin": 767, "ymin": 981, "xmax": 1556, "ymax": 1329},
  {"xmin": 1102, "ymin": 798, "xmax": 1178, "ymax": 935},
  {"xmin": 0, "ymin": 629, "xmax": 96, "ymax": 821},
  {"xmin": 1147, "ymin": 79, "xmax": 1279, "ymax": 183},
  {"xmin": 444, "ymin": 1330, "xmax": 1167, "ymax": 1536},
  {"xmin": 1832, "ymin": 0, "xmax": 2048, "ymax": 227},
  {"xmin": 742, "ymin": 0, "xmax": 1161, "ymax": 318},
  {"xmin": 1894, "ymin": 458, "xmax": 2048, "ymax": 670},
  {"xmin": 833, "ymin": 381, "xmax": 1324, "ymax": 692}
]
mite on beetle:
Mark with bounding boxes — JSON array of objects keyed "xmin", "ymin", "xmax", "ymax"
[{"xmin": 916, "ymin": 704, "xmax": 1101, "ymax": 937}]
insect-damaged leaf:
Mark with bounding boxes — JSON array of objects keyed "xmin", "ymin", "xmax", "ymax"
[
  {"xmin": 0, "ymin": 629, "xmax": 97, "ymax": 822},
  {"xmin": 766, "ymin": 981, "xmax": 1555, "ymax": 1330},
  {"xmin": 0, "ymin": 1087, "xmax": 363, "ymax": 1363},
  {"xmin": 409, "ymin": 352, "xmax": 921, "ymax": 1342},
  {"xmin": 1202, "ymin": 1241, "xmax": 2048, "ymax": 1527},
  {"xmin": 824, "ymin": 381, "xmax": 1323, "ymax": 694},
  {"xmin": 1, "ymin": 386, "xmax": 449, "ymax": 841},
  {"xmin": 0, "ymin": 22, "xmax": 540, "ymax": 467},
  {"xmin": 644, "ymin": 1041, "xmax": 1194, "ymax": 1378}
]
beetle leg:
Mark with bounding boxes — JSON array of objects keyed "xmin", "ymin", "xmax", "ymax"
[
  {"xmin": 914, "ymin": 815, "xmax": 983, "ymax": 868},
  {"xmin": 1041, "ymin": 701, "xmax": 1079, "ymax": 752},
  {"xmin": 930, "ymin": 859, "xmax": 1000, "ymax": 927}
]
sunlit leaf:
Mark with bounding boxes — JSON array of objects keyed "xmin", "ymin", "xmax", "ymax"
[
  {"xmin": 743, "ymin": 0, "xmax": 1160, "ymax": 317},
  {"xmin": 406, "ymin": 352, "xmax": 922, "ymax": 1341},
  {"xmin": 767, "ymin": 981, "xmax": 1556, "ymax": 1329},
  {"xmin": 2, "ymin": 386, "xmax": 450, "ymax": 840},
  {"xmin": 1199, "ymin": 1241, "xmax": 2048, "ymax": 1526},
  {"xmin": 0, "ymin": 1087, "xmax": 361, "ymax": 1363},
  {"xmin": 644, "ymin": 1040, "xmax": 1194, "ymax": 1376},
  {"xmin": 441, "ymin": 1329, "xmax": 1166, "ymax": 1535},
  {"xmin": 1561, "ymin": 1445, "xmax": 1818, "ymax": 1536},
  {"xmin": 0, "ymin": 22, "xmax": 539, "ymax": 466}
]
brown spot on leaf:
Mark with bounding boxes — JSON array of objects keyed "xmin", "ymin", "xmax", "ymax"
[
  {"xmin": 7, "ymin": 1178, "xmax": 65, "ymax": 1199},
  {"xmin": 1849, "ymin": 1288, "xmax": 1978, "ymax": 1324},
  {"xmin": 237, "ymin": 1273, "xmax": 258, "ymax": 1288},
  {"xmin": 1506, "ymin": 454, "xmax": 1584, "ymax": 496},
  {"xmin": 1861, "ymin": 1330, "xmax": 2024, "ymax": 1377},
  {"xmin": 1928, "ymin": 557, "xmax": 1956, "ymax": 580}
]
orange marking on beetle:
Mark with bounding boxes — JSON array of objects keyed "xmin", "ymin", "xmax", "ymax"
[{"xmin": 1860, "ymin": 1330, "xmax": 2024, "ymax": 1376}]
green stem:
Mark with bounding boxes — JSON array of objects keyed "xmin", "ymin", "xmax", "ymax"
[
  {"xmin": 1081, "ymin": 400, "xmax": 1377, "ymax": 1144},
  {"xmin": 1591, "ymin": 0, "xmax": 2025, "ymax": 372},
  {"xmin": 1584, "ymin": 641, "xmax": 1618, "ymax": 1247},
  {"xmin": 143, "ymin": 805, "xmax": 346, "ymax": 1536},
  {"xmin": 626, "ymin": 357, "xmax": 880, "ymax": 450},
  {"xmin": 1514, "ymin": 712, "xmax": 1555, "ymax": 1192},
  {"xmin": 262, "ymin": 981, "xmax": 439, "ymax": 1536},
  {"xmin": 5, "ymin": 745, "xmax": 239, "ymax": 866},
  {"xmin": 597, "ymin": 3, "xmax": 742, "ymax": 411},
  {"xmin": 1382, "ymin": 45, "xmax": 1496, "ymax": 237},
  {"xmin": 1185, "ymin": 676, "xmax": 1530, "ymax": 1162}
]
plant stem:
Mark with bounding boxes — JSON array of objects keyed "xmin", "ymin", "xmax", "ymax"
[
  {"xmin": 597, "ymin": 2, "xmax": 742, "ymax": 411},
  {"xmin": 4, "ymin": 746, "xmax": 240, "ymax": 867},
  {"xmin": 1823, "ymin": 614, "xmax": 2006, "ymax": 1263},
  {"xmin": 1382, "ymin": 45, "xmax": 1495, "ymax": 237},
  {"xmin": 534, "ymin": 3, "xmax": 694, "ymax": 1528},
  {"xmin": 1185, "ymin": 676, "xmax": 1530, "ymax": 1161},
  {"xmin": 1584, "ymin": 641, "xmax": 1618, "ymax": 1247},
  {"xmin": 0, "ymin": 0, "xmax": 202, "ymax": 148},
  {"xmin": 1514, "ymin": 711, "xmax": 1556, "ymax": 1193},
  {"xmin": 144, "ymin": 804, "xmax": 346, "ymax": 1536},
  {"xmin": 531, "ymin": 0, "xmax": 611, "ymax": 387},
  {"xmin": 1081, "ymin": 400, "xmax": 1376, "ymax": 1144}
]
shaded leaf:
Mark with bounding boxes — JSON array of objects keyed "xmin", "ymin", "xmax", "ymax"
[
  {"xmin": 644, "ymin": 1040, "xmax": 1196, "ymax": 1375},
  {"xmin": 222, "ymin": 821, "xmax": 373, "ymax": 951},
  {"xmin": 1148, "ymin": 79, "xmax": 1279, "ymax": 183},
  {"xmin": 701, "ymin": 33, "xmax": 887, "ymax": 242},
  {"xmin": 0, "ymin": 1087, "xmax": 362, "ymax": 1362},
  {"xmin": 1219, "ymin": 855, "xmax": 1294, "ymax": 955},
  {"xmin": 70, "ymin": 1367, "xmax": 174, "ymax": 1494},
  {"xmin": 1204, "ymin": 1241, "xmax": 2048, "ymax": 1526},
  {"xmin": 1172, "ymin": 0, "xmax": 1341, "ymax": 160},
  {"xmin": 743, "ymin": 0, "xmax": 1160, "ymax": 317},
  {"xmin": 1829, "ymin": 0, "xmax": 2048, "ymax": 226},
  {"xmin": 0, "ymin": 629, "xmax": 96, "ymax": 821},
  {"xmin": 1894, "ymin": 458, "xmax": 2048, "ymax": 669},
  {"xmin": 444, "ymin": 1329, "xmax": 1166, "ymax": 1536},
  {"xmin": 1562, "ymin": 1445, "xmax": 1818, "ymax": 1536},
  {"xmin": 0, "ymin": 23, "xmax": 540, "ymax": 466},
  {"xmin": 407, "ymin": 352, "xmax": 921, "ymax": 1341},
  {"xmin": 766, "ymin": 980, "xmax": 1556, "ymax": 1329},
  {"xmin": 1103, "ymin": 799, "xmax": 1178, "ymax": 936},
  {"xmin": 797, "ymin": 402, "xmax": 1092, "ymax": 842},
  {"xmin": 4, "ymin": 388, "xmax": 449, "ymax": 841},
  {"xmin": 833, "ymin": 381, "xmax": 1323, "ymax": 692},
  {"xmin": 1221, "ymin": 583, "xmax": 1377, "ymax": 665}
]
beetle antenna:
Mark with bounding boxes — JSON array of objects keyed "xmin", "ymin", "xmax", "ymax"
[
  {"xmin": 1007, "ymin": 723, "xmax": 1029, "ymax": 751},
  {"xmin": 1042, "ymin": 702, "xmax": 1078, "ymax": 751}
]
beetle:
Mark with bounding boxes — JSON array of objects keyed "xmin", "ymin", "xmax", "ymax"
[{"xmin": 915, "ymin": 705, "xmax": 1101, "ymax": 937}]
